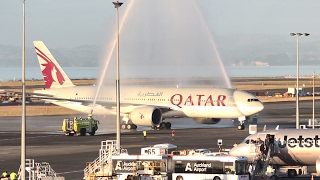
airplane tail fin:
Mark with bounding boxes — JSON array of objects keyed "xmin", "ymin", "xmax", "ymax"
[
  {"xmin": 33, "ymin": 41, "xmax": 74, "ymax": 89},
  {"xmin": 263, "ymin": 125, "xmax": 266, "ymax": 131}
]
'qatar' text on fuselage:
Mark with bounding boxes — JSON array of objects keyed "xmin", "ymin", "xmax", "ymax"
[{"xmin": 170, "ymin": 94, "xmax": 227, "ymax": 108}]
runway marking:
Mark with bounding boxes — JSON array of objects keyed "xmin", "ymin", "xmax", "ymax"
[
  {"xmin": 0, "ymin": 134, "xmax": 60, "ymax": 141},
  {"xmin": 56, "ymin": 170, "xmax": 83, "ymax": 175}
]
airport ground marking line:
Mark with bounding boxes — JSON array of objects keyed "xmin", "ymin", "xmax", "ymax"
[
  {"xmin": 56, "ymin": 170, "xmax": 83, "ymax": 175},
  {"xmin": 0, "ymin": 134, "xmax": 60, "ymax": 141}
]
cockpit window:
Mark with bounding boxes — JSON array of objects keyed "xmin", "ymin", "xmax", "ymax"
[
  {"xmin": 241, "ymin": 139, "xmax": 249, "ymax": 144},
  {"xmin": 241, "ymin": 139, "xmax": 256, "ymax": 144},
  {"xmin": 247, "ymin": 98, "xmax": 260, "ymax": 102}
]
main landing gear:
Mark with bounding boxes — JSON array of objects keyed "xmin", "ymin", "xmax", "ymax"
[
  {"xmin": 121, "ymin": 123, "xmax": 137, "ymax": 130},
  {"xmin": 121, "ymin": 122, "xmax": 172, "ymax": 130},
  {"xmin": 151, "ymin": 122, "xmax": 172, "ymax": 130}
]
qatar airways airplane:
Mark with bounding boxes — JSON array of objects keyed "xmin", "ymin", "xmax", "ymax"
[{"xmin": 32, "ymin": 41, "xmax": 264, "ymax": 130}]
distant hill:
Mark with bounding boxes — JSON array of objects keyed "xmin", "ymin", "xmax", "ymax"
[
  {"xmin": 0, "ymin": 44, "xmax": 102, "ymax": 67},
  {"xmin": 1, "ymin": 34, "xmax": 320, "ymax": 67}
]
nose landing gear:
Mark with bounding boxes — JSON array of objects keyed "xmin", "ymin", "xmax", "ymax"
[{"xmin": 237, "ymin": 121, "xmax": 245, "ymax": 130}]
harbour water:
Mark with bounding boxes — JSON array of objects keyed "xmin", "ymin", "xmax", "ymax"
[{"xmin": 0, "ymin": 66, "xmax": 319, "ymax": 81}]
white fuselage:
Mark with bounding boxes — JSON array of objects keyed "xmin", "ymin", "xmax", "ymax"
[
  {"xmin": 34, "ymin": 86, "xmax": 263, "ymax": 119},
  {"xmin": 229, "ymin": 129, "xmax": 320, "ymax": 166}
]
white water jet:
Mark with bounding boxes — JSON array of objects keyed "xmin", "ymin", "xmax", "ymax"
[
  {"xmin": 191, "ymin": 0, "xmax": 232, "ymax": 88},
  {"xmin": 91, "ymin": 0, "xmax": 135, "ymax": 114}
]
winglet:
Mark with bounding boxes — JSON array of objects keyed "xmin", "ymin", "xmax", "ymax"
[
  {"xmin": 275, "ymin": 125, "xmax": 279, "ymax": 130},
  {"xmin": 33, "ymin": 41, "xmax": 74, "ymax": 89}
]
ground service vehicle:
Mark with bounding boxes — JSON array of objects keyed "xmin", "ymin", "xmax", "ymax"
[
  {"xmin": 84, "ymin": 140, "xmax": 250, "ymax": 180},
  {"xmin": 62, "ymin": 115, "xmax": 99, "ymax": 136},
  {"xmin": 172, "ymin": 155, "xmax": 250, "ymax": 180}
]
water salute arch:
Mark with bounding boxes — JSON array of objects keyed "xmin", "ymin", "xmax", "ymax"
[{"xmin": 93, "ymin": 0, "xmax": 232, "ymax": 109}]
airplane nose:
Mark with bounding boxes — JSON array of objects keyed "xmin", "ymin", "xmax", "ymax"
[
  {"xmin": 251, "ymin": 102, "xmax": 264, "ymax": 114},
  {"xmin": 229, "ymin": 144, "xmax": 255, "ymax": 162},
  {"xmin": 233, "ymin": 90, "xmax": 264, "ymax": 116},
  {"xmin": 229, "ymin": 146, "xmax": 240, "ymax": 156},
  {"xmin": 257, "ymin": 102, "xmax": 264, "ymax": 112}
]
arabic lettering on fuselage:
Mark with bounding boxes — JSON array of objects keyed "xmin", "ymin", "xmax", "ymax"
[{"xmin": 137, "ymin": 91, "xmax": 163, "ymax": 97}]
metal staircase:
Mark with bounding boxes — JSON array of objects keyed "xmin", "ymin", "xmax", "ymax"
[
  {"xmin": 84, "ymin": 140, "xmax": 127, "ymax": 180},
  {"xmin": 17, "ymin": 159, "xmax": 59, "ymax": 180},
  {"xmin": 251, "ymin": 141, "xmax": 275, "ymax": 180}
]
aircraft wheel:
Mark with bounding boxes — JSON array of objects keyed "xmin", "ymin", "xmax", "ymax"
[
  {"xmin": 166, "ymin": 122, "xmax": 171, "ymax": 129},
  {"xmin": 237, "ymin": 124, "xmax": 245, "ymax": 130},
  {"xmin": 121, "ymin": 124, "xmax": 127, "ymax": 130},
  {"xmin": 127, "ymin": 124, "xmax": 132, "ymax": 130},
  {"xmin": 160, "ymin": 122, "xmax": 166, "ymax": 128}
]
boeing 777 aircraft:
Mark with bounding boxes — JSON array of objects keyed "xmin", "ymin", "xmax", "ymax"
[
  {"xmin": 32, "ymin": 41, "xmax": 264, "ymax": 130},
  {"xmin": 229, "ymin": 128, "xmax": 320, "ymax": 175}
]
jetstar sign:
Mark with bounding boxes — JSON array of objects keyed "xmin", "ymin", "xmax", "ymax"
[
  {"xmin": 170, "ymin": 94, "xmax": 227, "ymax": 108},
  {"xmin": 278, "ymin": 135, "xmax": 320, "ymax": 148}
]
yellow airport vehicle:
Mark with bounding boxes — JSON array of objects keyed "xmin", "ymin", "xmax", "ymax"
[{"xmin": 62, "ymin": 114, "xmax": 99, "ymax": 136}]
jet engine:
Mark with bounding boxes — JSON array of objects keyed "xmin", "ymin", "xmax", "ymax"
[
  {"xmin": 129, "ymin": 106, "xmax": 162, "ymax": 127},
  {"xmin": 192, "ymin": 118, "xmax": 221, "ymax": 124}
]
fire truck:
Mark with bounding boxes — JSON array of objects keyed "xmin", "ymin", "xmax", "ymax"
[{"xmin": 62, "ymin": 114, "xmax": 99, "ymax": 136}]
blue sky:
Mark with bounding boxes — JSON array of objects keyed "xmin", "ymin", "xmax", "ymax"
[
  {"xmin": 1, "ymin": 0, "xmax": 320, "ymax": 86},
  {"xmin": 1, "ymin": 0, "xmax": 320, "ymax": 48}
]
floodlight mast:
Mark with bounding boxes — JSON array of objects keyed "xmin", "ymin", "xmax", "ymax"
[
  {"xmin": 21, "ymin": 0, "xmax": 26, "ymax": 180},
  {"xmin": 112, "ymin": 1, "xmax": 123, "ymax": 150},
  {"xmin": 290, "ymin": 33, "xmax": 309, "ymax": 129}
]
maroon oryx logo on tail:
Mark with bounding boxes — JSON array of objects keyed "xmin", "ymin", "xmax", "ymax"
[{"xmin": 35, "ymin": 47, "xmax": 65, "ymax": 88}]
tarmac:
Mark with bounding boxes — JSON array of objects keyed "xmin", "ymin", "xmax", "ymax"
[{"xmin": 0, "ymin": 100, "xmax": 320, "ymax": 180}]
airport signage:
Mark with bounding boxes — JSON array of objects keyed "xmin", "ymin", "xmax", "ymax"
[
  {"xmin": 184, "ymin": 162, "xmax": 212, "ymax": 173},
  {"xmin": 114, "ymin": 160, "xmax": 137, "ymax": 172},
  {"xmin": 174, "ymin": 161, "xmax": 223, "ymax": 174}
]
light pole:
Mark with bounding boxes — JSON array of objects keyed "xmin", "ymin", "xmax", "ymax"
[
  {"xmin": 113, "ymin": 1, "xmax": 123, "ymax": 150},
  {"xmin": 290, "ymin": 33, "xmax": 309, "ymax": 129},
  {"xmin": 21, "ymin": 0, "xmax": 26, "ymax": 180},
  {"xmin": 312, "ymin": 71, "xmax": 315, "ymax": 129}
]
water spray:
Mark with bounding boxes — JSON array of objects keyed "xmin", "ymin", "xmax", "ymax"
[
  {"xmin": 192, "ymin": 0, "xmax": 232, "ymax": 88},
  {"xmin": 90, "ymin": 0, "xmax": 135, "ymax": 114}
]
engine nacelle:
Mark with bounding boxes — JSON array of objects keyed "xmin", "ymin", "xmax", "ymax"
[
  {"xmin": 129, "ymin": 106, "xmax": 162, "ymax": 127},
  {"xmin": 192, "ymin": 118, "xmax": 221, "ymax": 124}
]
